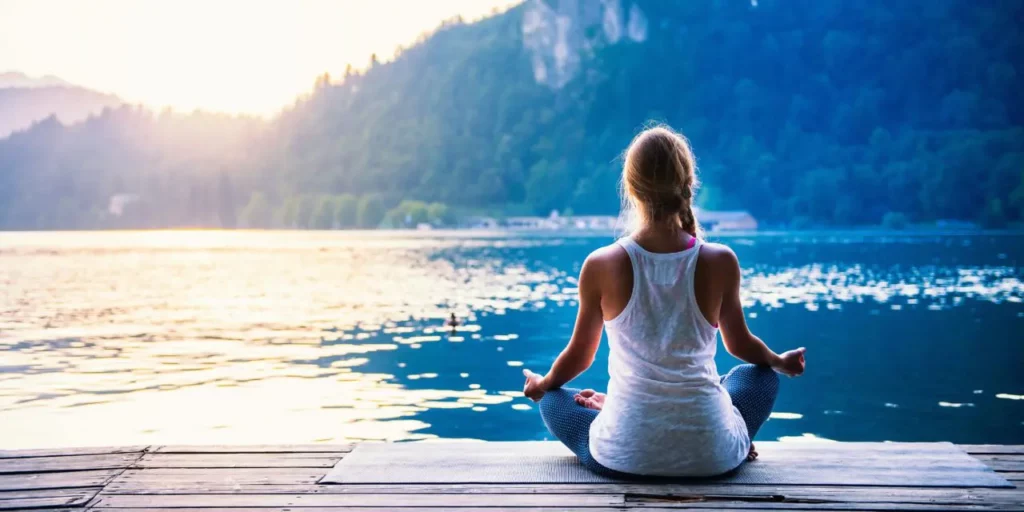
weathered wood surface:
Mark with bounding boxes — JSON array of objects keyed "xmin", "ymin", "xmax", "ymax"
[{"xmin": 0, "ymin": 443, "xmax": 1017, "ymax": 511}]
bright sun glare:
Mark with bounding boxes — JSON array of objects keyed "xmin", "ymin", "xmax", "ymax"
[{"xmin": 0, "ymin": 0, "xmax": 519, "ymax": 116}]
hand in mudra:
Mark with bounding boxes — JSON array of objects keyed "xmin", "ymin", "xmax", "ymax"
[
  {"xmin": 522, "ymin": 369, "xmax": 547, "ymax": 402},
  {"xmin": 574, "ymin": 389, "xmax": 606, "ymax": 411},
  {"xmin": 775, "ymin": 347, "xmax": 806, "ymax": 377}
]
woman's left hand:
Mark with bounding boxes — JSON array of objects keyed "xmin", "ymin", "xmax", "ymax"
[
  {"xmin": 774, "ymin": 347, "xmax": 806, "ymax": 377},
  {"xmin": 523, "ymin": 369, "xmax": 547, "ymax": 402}
]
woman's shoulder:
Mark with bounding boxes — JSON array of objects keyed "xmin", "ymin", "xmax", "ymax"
[
  {"xmin": 584, "ymin": 242, "xmax": 630, "ymax": 268},
  {"xmin": 579, "ymin": 242, "xmax": 631, "ymax": 280},
  {"xmin": 697, "ymin": 241, "xmax": 741, "ymax": 278}
]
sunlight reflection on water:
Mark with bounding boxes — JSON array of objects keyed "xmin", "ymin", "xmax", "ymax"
[{"xmin": 1, "ymin": 230, "xmax": 1022, "ymax": 447}]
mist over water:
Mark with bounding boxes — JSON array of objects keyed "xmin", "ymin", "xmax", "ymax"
[{"xmin": 1, "ymin": 230, "xmax": 1022, "ymax": 448}]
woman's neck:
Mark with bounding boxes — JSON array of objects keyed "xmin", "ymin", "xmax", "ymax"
[{"xmin": 633, "ymin": 222, "xmax": 693, "ymax": 252}]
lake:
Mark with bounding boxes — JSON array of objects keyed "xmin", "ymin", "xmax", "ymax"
[{"xmin": 1, "ymin": 230, "xmax": 1022, "ymax": 448}]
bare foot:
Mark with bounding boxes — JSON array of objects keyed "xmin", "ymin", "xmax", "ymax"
[
  {"xmin": 746, "ymin": 443, "xmax": 758, "ymax": 461},
  {"xmin": 574, "ymin": 389, "xmax": 606, "ymax": 411}
]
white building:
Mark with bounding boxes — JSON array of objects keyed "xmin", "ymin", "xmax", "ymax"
[
  {"xmin": 696, "ymin": 208, "xmax": 757, "ymax": 231},
  {"xmin": 107, "ymin": 194, "xmax": 140, "ymax": 216}
]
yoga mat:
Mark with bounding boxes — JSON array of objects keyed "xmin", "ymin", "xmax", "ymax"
[{"xmin": 321, "ymin": 441, "xmax": 1013, "ymax": 487}]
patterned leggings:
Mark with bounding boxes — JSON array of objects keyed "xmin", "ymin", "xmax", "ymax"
[{"xmin": 537, "ymin": 364, "xmax": 780, "ymax": 476}]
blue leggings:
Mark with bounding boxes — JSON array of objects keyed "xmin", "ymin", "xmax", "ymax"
[{"xmin": 538, "ymin": 364, "xmax": 780, "ymax": 476}]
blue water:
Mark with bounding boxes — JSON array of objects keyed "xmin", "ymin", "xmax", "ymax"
[{"xmin": 0, "ymin": 230, "xmax": 1022, "ymax": 448}]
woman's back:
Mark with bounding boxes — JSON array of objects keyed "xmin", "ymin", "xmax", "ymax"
[
  {"xmin": 587, "ymin": 235, "xmax": 750, "ymax": 476},
  {"xmin": 524, "ymin": 125, "xmax": 803, "ymax": 479}
]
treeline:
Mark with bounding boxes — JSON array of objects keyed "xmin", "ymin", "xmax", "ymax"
[
  {"xmin": 238, "ymin": 193, "xmax": 454, "ymax": 229},
  {"xmin": 0, "ymin": 0, "xmax": 1022, "ymax": 230}
]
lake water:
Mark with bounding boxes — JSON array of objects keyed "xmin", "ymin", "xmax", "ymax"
[{"xmin": 1, "ymin": 230, "xmax": 1022, "ymax": 448}]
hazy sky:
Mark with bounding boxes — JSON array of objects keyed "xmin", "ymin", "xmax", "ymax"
[{"xmin": 0, "ymin": 0, "xmax": 519, "ymax": 115}]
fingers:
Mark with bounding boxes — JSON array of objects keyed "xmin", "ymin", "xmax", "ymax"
[
  {"xmin": 578, "ymin": 389, "xmax": 596, "ymax": 398},
  {"xmin": 573, "ymin": 394, "xmax": 600, "ymax": 409}
]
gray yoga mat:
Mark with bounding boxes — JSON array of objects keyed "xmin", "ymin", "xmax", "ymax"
[{"xmin": 320, "ymin": 441, "xmax": 1013, "ymax": 488}]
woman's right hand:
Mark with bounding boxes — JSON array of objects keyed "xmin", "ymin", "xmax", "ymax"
[
  {"xmin": 774, "ymin": 347, "xmax": 806, "ymax": 377},
  {"xmin": 523, "ymin": 369, "xmax": 548, "ymax": 402}
]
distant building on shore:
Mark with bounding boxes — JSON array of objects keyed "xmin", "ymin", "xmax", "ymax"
[
  {"xmin": 569, "ymin": 215, "xmax": 619, "ymax": 230},
  {"xmin": 461, "ymin": 209, "xmax": 756, "ymax": 232},
  {"xmin": 461, "ymin": 216, "xmax": 500, "ymax": 229},
  {"xmin": 696, "ymin": 208, "xmax": 757, "ymax": 231},
  {"xmin": 107, "ymin": 194, "xmax": 140, "ymax": 216},
  {"xmin": 504, "ymin": 213, "xmax": 563, "ymax": 230}
]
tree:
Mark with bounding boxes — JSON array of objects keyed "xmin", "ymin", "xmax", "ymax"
[
  {"xmin": 881, "ymin": 211, "xmax": 909, "ymax": 230},
  {"xmin": 217, "ymin": 173, "xmax": 237, "ymax": 228},
  {"xmin": 295, "ymin": 195, "xmax": 317, "ymax": 229},
  {"xmin": 335, "ymin": 194, "xmax": 359, "ymax": 228},
  {"xmin": 426, "ymin": 202, "xmax": 454, "ymax": 225},
  {"xmin": 0, "ymin": 0, "xmax": 1022, "ymax": 230},
  {"xmin": 276, "ymin": 195, "xmax": 301, "ymax": 228},
  {"xmin": 311, "ymin": 195, "xmax": 337, "ymax": 229},
  {"xmin": 357, "ymin": 194, "xmax": 386, "ymax": 228},
  {"xmin": 240, "ymin": 192, "xmax": 272, "ymax": 228}
]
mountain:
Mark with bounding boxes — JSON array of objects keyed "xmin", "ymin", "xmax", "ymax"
[
  {"xmin": 1, "ymin": 0, "xmax": 1022, "ymax": 230},
  {"xmin": 0, "ymin": 71, "xmax": 73, "ymax": 88},
  {"xmin": 0, "ymin": 72, "xmax": 123, "ymax": 138}
]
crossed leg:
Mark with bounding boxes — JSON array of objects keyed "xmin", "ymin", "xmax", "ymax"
[{"xmin": 720, "ymin": 364, "xmax": 780, "ymax": 460}]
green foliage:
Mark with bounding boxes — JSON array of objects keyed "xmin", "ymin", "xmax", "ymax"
[
  {"xmin": 383, "ymin": 200, "xmax": 456, "ymax": 228},
  {"xmin": 295, "ymin": 195, "xmax": 317, "ymax": 229},
  {"xmin": 882, "ymin": 211, "xmax": 910, "ymax": 230},
  {"xmin": 276, "ymin": 195, "xmax": 301, "ymax": 228},
  {"xmin": 981, "ymin": 199, "xmax": 1007, "ymax": 228},
  {"xmin": 335, "ymin": 194, "xmax": 359, "ymax": 228},
  {"xmin": 426, "ymin": 202, "xmax": 454, "ymax": 225},
  {"xmin": 0, "ymin": 1, "xmax": 1021, "ymax": 230},
  {"xmin": 240, "ymin": 192, "xmax": 272, "ymax": 228},
  {"xmin": 357, "ymin": 194, "xmax": 386, "ymax": 228},
  {"xmin": 311, "ymin": 195, "xmax": 337, "ymax": 229}
]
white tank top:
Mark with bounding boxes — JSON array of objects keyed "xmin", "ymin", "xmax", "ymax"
[{"xmin": 588, "ymin": 237, "xmax": 750, "ymax": 476}]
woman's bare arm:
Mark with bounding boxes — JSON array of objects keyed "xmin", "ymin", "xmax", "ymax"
[
  {"xmin": 524, "ymin": 253, "xmax": 606, "ymax": 399},
  {"xmin": 712, "ymin": 245, "xmax": 806, "ymax": 376}
]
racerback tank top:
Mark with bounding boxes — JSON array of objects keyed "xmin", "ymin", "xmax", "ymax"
[{"xmin": 588, "ymin": 236, "xmax": 750, "ymax": 476}]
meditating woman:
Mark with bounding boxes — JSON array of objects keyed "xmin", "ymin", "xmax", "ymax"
[{"xmin": 522, "ymin": 125, "xmax": 806, "ymax": 477}]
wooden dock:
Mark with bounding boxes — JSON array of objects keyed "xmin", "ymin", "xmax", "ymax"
[{"xmin": 0, "ymin": 443, "xmax": 1020, "ymax": 511}]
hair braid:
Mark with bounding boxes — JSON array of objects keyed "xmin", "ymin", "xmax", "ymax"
[
  {"xmin": 621, "ymin": 124, "xmax": 704, "ymax": 240},
  {"xmin": 674, "ymin": 142, "xmax": 702, "ymax": 239}
]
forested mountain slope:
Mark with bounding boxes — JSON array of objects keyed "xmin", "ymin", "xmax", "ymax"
[{"xmin": 1, "ymin": 0, "xmax": 1021, "ymax": 229}]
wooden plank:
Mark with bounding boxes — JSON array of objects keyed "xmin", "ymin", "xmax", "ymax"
[
  {"xmin": 0, "ymin": 497, "xmax": 87, "ymax": 510},
  {"xmin": 111, "ymin": 468, "xmax": 326, "ymax": 485},
  {"xmin": 76, "ymin": 508, "xmax": 1024, "ymax": 512},
  {"xmin": 91, "ymin": 493, "xmax": 624, "ymax": 508},
  {"xmin": 0, "ymin": 469, "xmax": 119, "ymax": 491},
  {"xmin": 89, "ymin": 509, "xmax": 751, "ymax": 512},
  {"xmin": 0, "ymin": 488, "xmax": 100, "ymax": 509},
  {"xmin": 972, "ymin": 455, "xmax": 1024, "ymax": 472},
  {"xmin": 0, "ymin": 447, "xmax": 146, "ymax": 460},
  {"xmin": 85, "ymin": 493, "xmax": 1024, "ymax": 511},
  {"xmin": 960, "ymin": 445, "xmax": 1024, "ymax": 455},
  {"xmin": 93, "ymin": 482, "xmax": 1024, "ymax": 507},
  {"xmin": 618, "ymin": 502, "xmax": 1018, "ymax": 510},
  {"xmin": 136, "ymin": 454, "xmax": 341, "ymax": 469},
  {"xmin": 87, "ymin": 509, "xmax": 753, "ymax": 512},
  {"xmin": 150, "ymin": 444, "xmax": 353, "ymax": 454},
  {"xmin": 0, "ymin": 453, "xmax": 139, "ymax": 475},
  {"xmin": 100, "ymin": 483, "xmax": 325, "ymax": 493}
]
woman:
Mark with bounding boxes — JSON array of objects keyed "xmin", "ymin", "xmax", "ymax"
[{"xmin": 522, "ymin": 125, "xmax": 806, "ymax": 478}]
